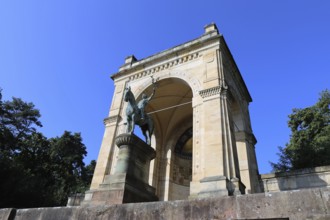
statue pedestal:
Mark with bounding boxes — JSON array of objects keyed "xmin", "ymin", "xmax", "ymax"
[{"xmin": 83, "ymin": 134, "xmax": 158, "ymax": 205}]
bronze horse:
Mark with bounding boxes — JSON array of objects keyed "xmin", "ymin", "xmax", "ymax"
[{"xmin": 123, "ymin": 87, "xmax": 154, "ymax": 145}]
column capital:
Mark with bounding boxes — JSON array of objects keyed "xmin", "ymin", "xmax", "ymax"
[
  {"xmin": 235, "ymin": 131, "xmax": 257, "ymax": 145},
  {"xmin": 115, "ymin": 133, "xmax": 156, "ymax": 160},
  {"xmin": 103, "ymin": 115, "xmax": 121, "ymax": 125}
]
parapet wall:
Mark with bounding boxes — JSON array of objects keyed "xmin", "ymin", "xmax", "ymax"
[
  {"xmin": 261, "ymin": 165, "xmax": 330, "ymax": 192},
  {"xmin": 2, "ymin": 187, "xmax": 330, "ymax": 220}
]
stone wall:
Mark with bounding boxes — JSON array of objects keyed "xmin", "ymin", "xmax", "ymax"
[
  {"xmin": 2, "ymin": 187, "xmax": 330, "ymax": 220},
  {"xmin": 172, "ymin": 155, "xmax": 192, "ymax": 187},
  {"xmin": 0, "ymin": 209, "xmax": 15, "ymax": 220},
  {"xmin": 169, "ymin": 155, "xmax": 192, "ymax": 200},
  {"xmin": 261, "ymin": 165, "xmax": 330, "ymax": 192},
  {"xmin": 67, "ymin": 194, "xmax": 85, "ymax": 207}
]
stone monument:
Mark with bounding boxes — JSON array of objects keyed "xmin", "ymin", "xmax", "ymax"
[
  {"xmin": 83, "ymin": 78, "xmax": 158, "ymax": 205},
  {"xmin": 4, "ymin": 24, "xmax": 330, "ymax": 220},
  {"xmin": 84, "ymin": 136, "xmax": 158, "ymax": 205},
  {"xmin": 83, "ymin": 133, "xmax": 158, "ymax": 205},
  {"xmin": 6, "ymin": 23, "xmax": 330, "ymax": 220},
  {"xmin": 83, "ymin": 76, "xmax": 159, "ymax": 205},
  {"xmin": 85, "ymin": 23, "xmax": 262, "ymax": 205}
]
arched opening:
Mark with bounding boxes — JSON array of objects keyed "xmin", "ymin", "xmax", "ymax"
[
  {"xmin": 138, "ymin": 77, "xmax": 193, "ymax": 201},
  {"xmin": 170, "ymin": 127, "xmax": 192, "ymax": 200},
  {"xmin": 231, "ymin": 99, "xmax": 245, "ymax": 132},
  {"xmin": 230, "ymin": 95, "xmax": 259, "ymax": 193}
]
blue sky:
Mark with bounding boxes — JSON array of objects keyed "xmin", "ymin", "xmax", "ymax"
[{"xmin": 1, "ymin": 1, "xmax": 329, "ymax": 174}]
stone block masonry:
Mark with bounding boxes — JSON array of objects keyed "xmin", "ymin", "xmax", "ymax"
[
  {"xmin": 262, "ymin": 165, "xmax": 330, "ymax": 193},
  {"xmin": 2, "ymin": 187, "xmax": 330, "ymax": 220},
  {"xmin": 91, "ymin": 23, "xmax": 261, "ymax": 199}
]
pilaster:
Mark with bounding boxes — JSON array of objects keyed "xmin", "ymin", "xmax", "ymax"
[
  {"xmin": 89, "ymin": 115, "xmax": 121, "ymax": 189},
  {"xmin": 190, "ymin": 85, "xmax": 245, "ymax": 197},
  {"xmin": 235, "ymin": 131, "xmax": 261, "ymax": 193},
  {"xmin": 90, "ymin": 83, "xmax": 125, "ymax": 190}
]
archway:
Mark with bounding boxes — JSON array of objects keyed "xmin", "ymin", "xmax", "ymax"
[
  {"xmin": 88, "ymin": 24, "xmax": 262, "ymax": 205},
  {"xmin": 170, "ymin": 127, "xmax": 192, "ymax": 200},
  {"xmin": 138, "ymin": 77, "xmax": 193, "ymax": 201}
]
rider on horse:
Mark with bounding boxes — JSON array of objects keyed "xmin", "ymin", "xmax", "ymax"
[
  {"xmin": 123, "ymin": 76, "xmax": 158, "ymax": 145},
  {"xmin": 137, "ymin": 87, "xmax": 155, "ymax": 120}
]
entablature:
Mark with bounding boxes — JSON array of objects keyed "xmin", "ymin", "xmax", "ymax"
[{"xmin": 111, "ymin": 29, "xmax": 222, "ymax": 82}]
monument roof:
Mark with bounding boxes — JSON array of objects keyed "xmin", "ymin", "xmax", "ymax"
[
  {"xmin": 111, "ymin": 23, "xmax": 252, "ymax": 102},
  {"xmin": 111, "ymin": 23, "xmax": 220, "ymax": 80}
]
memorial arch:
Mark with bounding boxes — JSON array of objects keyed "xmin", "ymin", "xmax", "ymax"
[
  {"xmin": 86, "ymin": 23, "xmax": 261, "ymax": 205},
  {"xmin": 141, "ymin": 77, "xmax": 194, "ymax": 201},
  {"xmin": 120, "ymin": 75, "xmax": 195, "ymax": 201}
]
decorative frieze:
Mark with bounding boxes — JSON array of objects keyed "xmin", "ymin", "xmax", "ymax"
[
  {"xmin": 128, "ymin": 53, "xmax": 199, "ymax": 81},
  {"xmin": 199, "ymin": 85, "xmax": 222, "ymax": 98}
]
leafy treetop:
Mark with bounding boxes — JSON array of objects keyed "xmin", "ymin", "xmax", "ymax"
[{"xmin": 271, "ymin": 90, "xmax": 330, "ymax": 172}]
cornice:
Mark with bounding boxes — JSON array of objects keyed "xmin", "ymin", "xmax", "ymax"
[
  {"xmin": 111, "ymin": 33, "xmax": 221, "ymax": 81},
  {"xmin": 115, "ymin": 133, "xmax": 156, "ymax": 159},
  {"xmin": 199, "ymin": 85, "xmax": 222, "ymax": 98},
  {"xmin": 219, "ymin": 36, "xmax": 252, "ymax": 102}
]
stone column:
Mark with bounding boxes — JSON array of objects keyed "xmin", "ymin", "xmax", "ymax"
[
  {"xmin": 191, "ymin": 85, "xmax": 245, "ymax": 197},
  {"xmin": 219, "ymin": 86, "xmax": 245, "ymax": 195},
  {"xmin": 235, "ymin": 131, "xmax": 261, "ymax": 193}
]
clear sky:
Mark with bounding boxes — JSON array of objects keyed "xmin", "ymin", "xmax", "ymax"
[{"xmin": 1, "ymin": 1, "xmax": 329, "ymax": 174}]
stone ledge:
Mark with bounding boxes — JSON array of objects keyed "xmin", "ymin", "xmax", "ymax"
[
  {"xmin": 261, "ymin": 165, "xmax": 330, "ymax": 179},
  {"xmin": 261, "ymin": 165, "xmax": 330, "ymax": 192},
  {"xmin": 3, "ymin": 187, "xmax": 330, "ymax": 220}
]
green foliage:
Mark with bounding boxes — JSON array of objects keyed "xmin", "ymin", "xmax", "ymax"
[
  {"xmin": 0, "ymin": 89, "xmax": 95, "ymax": 208},
  {"xmin": 271, "ymin": 90, "xmax": 330, "ymax": 172},
  {"xmin": 0, "ymin": 92, "xmax": 42, "ymax": 160},
  {"xmin": 48, "ymin": 131, "xmax": 88, "ymax": 205}
]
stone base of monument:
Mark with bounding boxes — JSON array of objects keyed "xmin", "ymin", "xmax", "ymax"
[
  {"xmin": 190, "ymin": 176, "xmax": 246, "ymax": 198},
  {"xmin": 83, "ymin": 133, "xmax": 158, "ymax": 205},
  {"xmin": 9, "ymin": 187, "xmax": 330, "ymax": 219}
]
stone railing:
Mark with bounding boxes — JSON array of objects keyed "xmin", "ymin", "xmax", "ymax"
[{"xmin": 261, "ymin": 165, "xmax": 330, "ymax": 192}]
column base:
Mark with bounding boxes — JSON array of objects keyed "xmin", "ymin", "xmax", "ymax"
[
  {"xmin": 189, "ymin": 176, "xmax": 245, "ymax": 198},
  {"xmin": 83, "ymin": 174, "xmax": 158, "ymax": 205},
  {"xmin": 228, "ymin": 177, "xmax": 245, "ymax": 196}
]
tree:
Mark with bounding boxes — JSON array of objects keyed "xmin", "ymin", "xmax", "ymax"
[
  {"xmin": 0, "ymin": 90, "xmax": 49, "ymax": 207},
  {"xmin": 271, "ymin": 90, "xmax": 330, "ymax": 172},
  {"xmin": 0, "ymin": 90, "xmax": 42, "ymax": 161},
  {"xmin": 10, "ymin": 132, "xmax": 54, "ymax": 207},
  {"xmin": 83, "ymin": 160, "xmax": 96, "ymax": 185},
  {"xmin": 48, "ymin": 131, "xmax": 88, "ymax": 205},
  {"xmin": 0, "ymin": 89, "xmax": 94, "ymax": 208}
]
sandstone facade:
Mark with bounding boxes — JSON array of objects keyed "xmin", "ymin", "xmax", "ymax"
[{"xmin": 89, "ymin": 23, "xmax": 261, "ymax": 202}]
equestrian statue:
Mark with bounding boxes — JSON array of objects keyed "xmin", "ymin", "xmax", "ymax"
[{"xmin": 123, "ymin": 78, "xmax": 157, "ymax": 145}]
